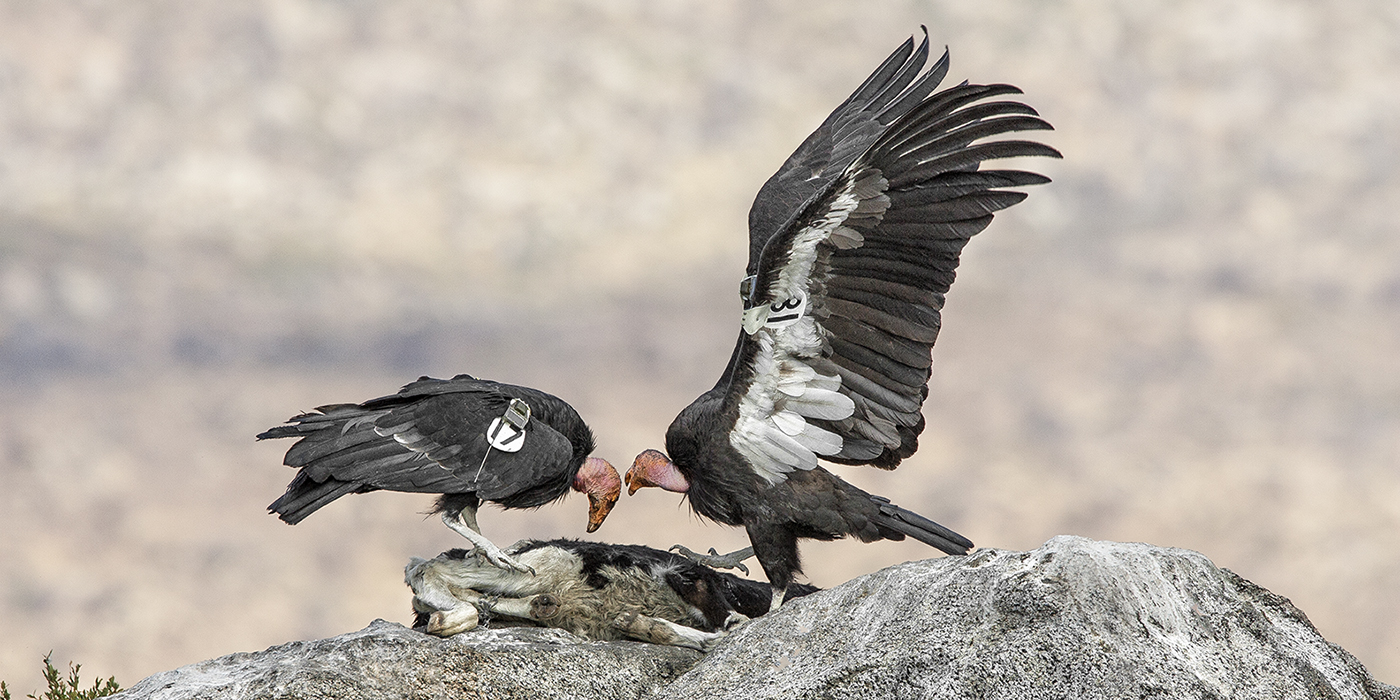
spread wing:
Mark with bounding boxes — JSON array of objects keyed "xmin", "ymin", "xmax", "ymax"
[
  {"xmin": 264, "ymin": 376, "xmax": 576, "ymax": 504},
  {"xmin": 744, "ymin": 29, "xmax": 948, "ymax": 274},
  {"xmin": 722, "ymin": 36, "xmax": 1061, "ymax": 485}
]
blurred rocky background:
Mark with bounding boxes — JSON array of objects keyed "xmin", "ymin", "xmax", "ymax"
[{"xmin": 1, "ymin": 0, "xmax": 1396, "ymax": 688}]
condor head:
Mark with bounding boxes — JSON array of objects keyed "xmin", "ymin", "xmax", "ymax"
[
  {"xmin": 573, "ymin": 457, "xmax": 622, "ymax": 533},
  {"xmin": 625, "ymin": 449, "xmax": 691, "ymax": 496}
]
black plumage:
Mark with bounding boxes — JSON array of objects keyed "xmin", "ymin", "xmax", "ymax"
[
  {"xmin": 261, "ymin": 374, "xmax": 620, "ymax": 572},
  {"xmin": 627, "ymin": 31, "xmax": 1060, "ymax": 608}
]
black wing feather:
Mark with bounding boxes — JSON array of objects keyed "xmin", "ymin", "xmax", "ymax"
[
  {"xmin": 826, "ymin": 274, "xmax": 946, "ymax": 307},
  {"xmin": 886, "ymin": 141, "xmax": 1063, "ymax": 190},
  {"xmin": 873, "ymin": 84, "xmax": 1032, "ymax": 156},
  {"xmin": 881, "ymin": 190, "xmax": 1028, "ymax": 224},
  {"xmin": 890, "ymin": 170, "xmax": 1050, "ymax": 207},
  {"xmin": 827, "ymin": 337, "xmax": 931, "ymax": 388},
  {"xmin": 821, "ymin": 315, "xmax": 933, "ymax": 369}
]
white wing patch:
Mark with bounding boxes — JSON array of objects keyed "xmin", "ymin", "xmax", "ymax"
[
  {"xmin": 730, "ymin": 171, "xmax": 889, "ymax": 485},
  {"xmin": 731, "ymin": 325, "xmax": 855, "ymax": 485}
]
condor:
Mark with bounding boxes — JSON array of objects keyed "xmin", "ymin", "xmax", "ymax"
[
  {"xmin": 261, "ymin": 375, "xmax": 621, "ymax": 574},
  {"xmin": 627, "ymin": 30, "xmax": 1060, "ymax": 610}
]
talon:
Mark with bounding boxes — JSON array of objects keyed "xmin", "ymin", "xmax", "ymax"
[
  {"xmin": 478, "ymin": 546, "xmax": 536, "ymax": 575},
  {"xmin": 668, "ymin": 544, "xmax": 754, "ymax": 574}
]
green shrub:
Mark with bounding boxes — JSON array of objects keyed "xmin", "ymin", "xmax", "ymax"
[{"xmin": 0, "ymin": 654, "xmax": 120, "ymax": 700}]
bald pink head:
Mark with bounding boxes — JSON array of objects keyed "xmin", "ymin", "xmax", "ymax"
[
  {"xmin": 625, "ymin": 449, "xmax": 690, "ymax": 496},
  {"xmin": 572, "ymin": 457, "xmax": 621, "ymax": 533}
]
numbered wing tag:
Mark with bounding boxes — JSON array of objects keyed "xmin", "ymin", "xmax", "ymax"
[
  {"xmin": 765, "ymin": 290, "xmax": 807, "ymax": 328},
  {"xmin": 486, "ymin": 398, "xmax": 531, "ymax": 452},
  {"xmin": 743, "ymin": 289, "xmax": 808, "ymax": 335}
]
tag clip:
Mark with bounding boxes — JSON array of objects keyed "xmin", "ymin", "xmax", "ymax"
[{"xmin": 486, "ymin": 398, "xmax": 531, "ymax": 452}]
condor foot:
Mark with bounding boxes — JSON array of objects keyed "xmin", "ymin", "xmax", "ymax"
[
  {"xmin": 669, "ymin": 545, "xmax": 754, "ymax": 574},
  {"xmin": 463, "ymin": 542, "xmax": 537, "ymax": 576}
]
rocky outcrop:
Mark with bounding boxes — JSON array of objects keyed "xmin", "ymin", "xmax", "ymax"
[
  {"xmin": 661, "ymin": 536, "xmax": 1398, "ymax": 699},
  {"xmin": 113, "ymin": 623, "xmax": 700, "ymax": 700},
  {"xmin": 114, "ymin": 537, "xmax": 1398, "ymax": 700}
]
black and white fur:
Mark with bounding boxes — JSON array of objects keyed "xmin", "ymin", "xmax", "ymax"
[{"xmin": 405, "ymin": 540, "xmax": 817, "ymax": 651}]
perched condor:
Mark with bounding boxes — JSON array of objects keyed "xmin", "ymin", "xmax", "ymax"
[
  {"xmin": 626, "ymin": 31, "xmax": 1060, "ymax": 609},
  {"xmin": 260, "ymin": 374, "xmax": 621, "ymax": 573}
]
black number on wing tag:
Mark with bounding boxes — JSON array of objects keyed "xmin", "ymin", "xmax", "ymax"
[
  {"xmin": 486, "ymin": 398, "xmax": 531, "ymax": 452},
  {"xmin": 765, "ymin": 290, "xmax": 807, "ymax": 328}
]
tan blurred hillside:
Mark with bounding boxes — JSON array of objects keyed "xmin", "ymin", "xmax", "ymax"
[{"xmin": 2, "ymin": 0, "xmax": 1398, "ymax": 689}]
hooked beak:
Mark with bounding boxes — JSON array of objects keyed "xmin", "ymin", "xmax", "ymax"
[
  {"xmin": 586, "ymin": 490, "xmax": 617, "ymax": 533},
  {"xmin": 624, "ymin": 457, "xmax": 651, "ymax": 495},
  {"xmin": 626, "ymin": 449, "xmax": 689, "ymax": 495},
  {"xmin": 575, "ymin": 457, "xmax": 621, "ymax": 533}
]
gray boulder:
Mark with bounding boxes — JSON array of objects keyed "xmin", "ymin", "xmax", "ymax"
[
  {"xmin": 114, "ymin": 536, "xmax": 1398, "ymax": 700},
  {"xmin": 664, "ymin": 535, "xmax": 1399, "ymax": 699},
  {"xmin": 113, "ymin": 622, "xmax": 700, "ymax": 700}
]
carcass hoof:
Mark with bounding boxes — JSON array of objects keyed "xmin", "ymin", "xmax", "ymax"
[
  {"xmin": 722, "ymin": 611, "xmax": 750, "ymax": 630},
  {"xmin": 531, "ymin": 593, "xmax": 561, "ymax": 620},
  {"xmin": 426, "ymin": 605, "xmax": 480, "ymax": 637}
]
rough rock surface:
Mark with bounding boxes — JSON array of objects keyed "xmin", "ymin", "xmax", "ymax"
[
  {"xmin": 113, "ymin": 537, "xmax": 1398, "ymax": 700},
  {"xmin": 112, "ymin": 621, "xmax": 700, "ymax": 700},
  {"xmin": 663, "ymin": 536, "xmax": 1399, "ymax": 700}
]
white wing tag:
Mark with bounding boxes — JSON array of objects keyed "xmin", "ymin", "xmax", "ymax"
[
  {"xmin": 742, "ymin": 290, "xmax": 809, "ymax": 335},
  {"xmin": 486, "ymin": 398, "xmax": 531, "ymax": 452},
  {"xmin": 765, "ymin": 290, "xmax": 807, "ymax": 328}
]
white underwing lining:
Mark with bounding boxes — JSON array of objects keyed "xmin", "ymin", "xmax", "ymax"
[{"xmin": 729, "ymin": 171, "xmax": 892, "ymax": 485}]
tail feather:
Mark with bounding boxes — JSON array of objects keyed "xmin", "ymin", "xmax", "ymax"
[
  {"xmin": 256, "ymin": 405, "xmax": 361, "ymax": 440},
  {"xmin": 260, "ymin": 404, "xmax": 432, "ymax": 524},
  {"xmin": 871, "ymin": 495, "xmax": 973, "ymax": 555},
  {"xmin": 268, "ymin": 472, "xmax": 363, "ymax": 524},
  {"xmin": 259, "ymin": 407, "xmax": 392, "ymax": 467}
]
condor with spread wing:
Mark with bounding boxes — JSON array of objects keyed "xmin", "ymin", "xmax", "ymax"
[
  {"xmin": 260, "ymin": 375, "xmax": 621, "ymax": 573},
  {"xmin": 626, "ymin": 32, "xmax": 1060, "ymax": 609}
]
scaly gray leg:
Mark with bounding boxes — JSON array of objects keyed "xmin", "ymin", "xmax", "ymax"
[
  {"xmin": 441, "ymin": 507, "xmax": 535, "ymax": 575},
  {"xmin": 769, "ymin": 585, "xmax": 785, "ymax": 614},
  {"xmin": 669, "ymin": 545, "xmax": 754, "ymax": 575}
]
